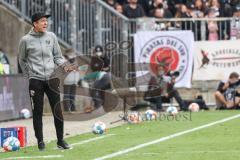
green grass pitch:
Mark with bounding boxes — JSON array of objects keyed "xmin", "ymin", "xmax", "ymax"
[{"xmin": 1, "ymin": 110, "xmax": 240, "ymax": 160}]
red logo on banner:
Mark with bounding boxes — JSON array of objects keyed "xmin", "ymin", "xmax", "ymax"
[
  {"xmin": 138, "ymin": 35, "xmax": 190, "ymax": 83},
  {"xmin": 150, "ymin": 47, "xmax": 179, "ymax": 74}
]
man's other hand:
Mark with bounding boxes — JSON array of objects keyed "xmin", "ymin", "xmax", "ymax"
[{"xmin": 64, "ymin": 64, "xmax": 77, "ymax": 72}]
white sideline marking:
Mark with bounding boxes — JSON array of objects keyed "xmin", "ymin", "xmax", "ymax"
[
  {"xmin": 94, "ymin": 114, "xmax": 240, "ymax": 160},
  {"xmin": 71, "ymin": 134, "xmax": 115, "ymax": 146},
  {"xmin": 142, "ymin": 150, "xmax": 240, "ymax": 155},
  {"xmin": 2, "ymin": 134, "xmax": 115, "ymax": 160},
  {"xmin": 2, "ymin": 155, "xmax": 63, "ymax": 160},
  {"xmin": 52, "ymin": 134, "xmax": 115, "ymax": 150}
]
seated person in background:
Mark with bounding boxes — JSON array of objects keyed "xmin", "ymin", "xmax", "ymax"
[
  {"xmin": 215, "ymin": 72, "xmax": 240, "ymax": 109},
  {"xmin": 82, "ymin": 45, "xmax": 111, "ymax": 112},
  {"xmin": 144, "ymin": 63, "xmax": 187, "ymax": 111},
  {"xmin": 63, "ymin": 54, "xmax": 79, "ymax": 112}
]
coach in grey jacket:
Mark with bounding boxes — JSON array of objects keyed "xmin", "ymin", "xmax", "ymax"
[
  {"xmin": 18, "ymin": 12, "xmax": 72, "ymax": 151},
  {"xmin": 19, "ymin": 27, "xmax": 65, "ymax": 80}
]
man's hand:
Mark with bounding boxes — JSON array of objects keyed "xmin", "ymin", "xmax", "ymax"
[
  {"xmin": 164, "ymin": 93, "xmax": 169, "ymax": 97},
  {"xmin": 237, "ymin": 87, "xmax": 240, "ymax": 94},
  {"xmin": 223, "ymin": 82, "xmax": 230, "ymax": 90},
  {"xmin": 102, "ymin": 67, "xmax": 110, "ymax": 72},
  {"xmin": 63, "ymin": 64, "xmax": 78, "ymax": 72},
  {"xmin": 171, "ymin": 76, "xmax": 176, "ymax": 84}
]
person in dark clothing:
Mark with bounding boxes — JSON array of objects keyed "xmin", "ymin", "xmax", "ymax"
[
  {"xmin": 18, "ymin": 12, "xmax": 73, "ymax": 151},
  {"xmin": 148, "ymin": 0, "xmax": 164, "ymax": 16},
  {"xmin": 137, "ymin": 0, "xmax": 153, "ymax": 16},
  {"xmin": 83, "ymin": 45, "xmax": 111, "ymax": 111},
  {"xmin": 167, "ymin": 0, "xmax": 187, "ymax": 16},
  {"xmin": 153, "ymin": 8, "xmax": 173, "ymax": 30},
  {"xmin": 63, "ymin": 53, "xmax": 79, "ymax": 112},
  {"xmin": 153, "ymin": 7, "xmax": 173, "ymax": 18},
  {"xmin": 215, "ymin": 72, "xmax": 240, "ymax": 109},
  {"xmin": 116, "ymin": 0, "xmax": 128, "ymax": 5},
  {"xmin": 144, "ymin": 64, "xmax": 187, "ymax": 111},
  {"xmin": 175, "ymin": 4, "xmax": 191, "ymax": 18},
  {"xmin": 123, "ymin": 0, "xmax": 145, "ymax": 18}
]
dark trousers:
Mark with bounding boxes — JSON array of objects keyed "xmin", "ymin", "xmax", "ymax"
[
  {"xmin": 91, "ymin": 74, "xmax": 111, "ymax": 108},
  {"xmin": 148, "ymin": 89, "xmax": 186, "ymax": 110},
  {"xmin": 29, "ymin": 78, "xmax": 63, "ymax": 142},
  {"xmin": 63, "ymin": 84, "xmax": 76, "ymax": 111}
]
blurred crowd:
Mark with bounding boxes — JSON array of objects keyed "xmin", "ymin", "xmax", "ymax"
[
  {"xmin": 104, "ymin": 0, "xmax": 240, "ymax": 40},
  {"xmin": 104, "ymin": 0, "xmax": 240, "ymax": 18}
]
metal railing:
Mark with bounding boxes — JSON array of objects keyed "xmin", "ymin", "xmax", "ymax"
[
  {"xmin": 0, "ymin": 0, "xmax": 130, "ymax": 53},
  {"xmin": 130, "ymin": 17, "xmax": 234, "ymax": 41},
  {"xmin": 1, "ymin": 0, "xmax": 238, "ymax": 50},
  {"xmin": 1, "ymin": 0, "xmax": 240, "ymax": 76}
]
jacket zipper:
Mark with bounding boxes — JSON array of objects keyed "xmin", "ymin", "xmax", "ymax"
[{"xmin": 39, "ymin": 36, "xmax": 46, "ymax": 80}]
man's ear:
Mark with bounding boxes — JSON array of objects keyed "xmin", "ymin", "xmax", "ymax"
[{"xmin": 33, "ymin": 21, "xmax": 37, "ymax": 27}]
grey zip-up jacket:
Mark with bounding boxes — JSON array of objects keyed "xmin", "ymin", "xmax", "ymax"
[{"xmin": 18, "ymin": 28, "xmax": 66, "ymax": 80}]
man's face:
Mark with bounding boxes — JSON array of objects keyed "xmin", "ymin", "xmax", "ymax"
[
  {"xmin": 181, "ymin": 5, "xmax": 187, "ymax": 13},
  {"xmin": 33, "ymin": 17, "xmax": 48, "ymax": 32},
  {"xmin": 129, "ymin": 0, "xmax": 138, "ymax": 4},
  {"xmin": 116, "ymin": 5, "xmax": 123, "ymax": 13},
  {"xmin": 212, "ymin": 0, "xmax": 219, "ymax": 7},
  {"xmin": 154, "ymin": 9, "xmax": 164, "ymax": 18},
  {"xmin": 195, "ymin": 0, "xmax": 202, "ymax": 8},
  {"xmin": 229, "ymin": 77, "xmax": 239, "ymax": 84},
  {"xmin": 155, "ymin": 0, "xmax": 163, "ymax": 5},
  {"xmin": 156, "ymin": 66, "xmax": 165, "ymax": 76}
]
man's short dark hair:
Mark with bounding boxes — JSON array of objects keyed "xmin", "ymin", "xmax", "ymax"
[{"xmin": 229, "ymin": 72, "xmax": 239, "ymax": 79}]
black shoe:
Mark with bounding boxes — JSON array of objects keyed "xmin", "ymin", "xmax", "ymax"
[
  {"xmin": 57, "ymin": 140, "xmax": 71, "ymax": 150},
  {"xmin": 217, "ymin": 106, "xmax": 227, "ymax": 110},
  {"xmin": 38, "ymin": 141, "xmax": 45, "ymax": 151}
]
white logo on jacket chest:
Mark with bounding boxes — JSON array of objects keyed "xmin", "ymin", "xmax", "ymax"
[{"xmin": 45, "ymin": 40, "xmax": 51, "ymax": 45}]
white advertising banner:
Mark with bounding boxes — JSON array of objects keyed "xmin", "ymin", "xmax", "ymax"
[
  {"xmin": 134, "ymin": 31, "xmax": 194, "ymax": 88},
  {"xmin": 193, "ymin": 40, "xmax": 240, "ymax": 80}
]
